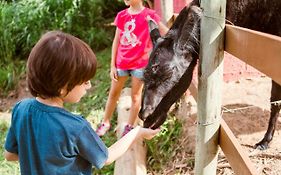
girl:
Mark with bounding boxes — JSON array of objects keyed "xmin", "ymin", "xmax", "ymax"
[{"xmin": 96, "ymin": 0, "xmax": 168, "ymax": 136}]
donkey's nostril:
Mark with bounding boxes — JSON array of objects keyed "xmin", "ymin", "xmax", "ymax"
[
  {"xmin": 139, "ymin": 108, "xmax": 145, "ymax": 120},
  {"xmin": 139, "ymin": 105, "xmax": 154, "ymax": 121}
]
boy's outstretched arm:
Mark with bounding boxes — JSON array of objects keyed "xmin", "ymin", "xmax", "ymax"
[
  {"xmin": 4, "ymin": 150, "xmax": 19, "ymax": 161},
  {"xmin": 105, "ymin": 126, "xmax": 160, "ymax": 165}
]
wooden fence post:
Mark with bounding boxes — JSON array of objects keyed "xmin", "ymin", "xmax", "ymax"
[
  {"xmin": 160, "ymin": 0, "xmax": 174, "ymax": 24},
  {"xmin": 113, "ymin": 88, "xmax": 147, "ymax": 175},
  {"xmin": 194, "ymin": 0, "xmax": 226, "ymax": 174}
]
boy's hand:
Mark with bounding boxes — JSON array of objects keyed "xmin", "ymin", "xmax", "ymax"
[{"xmin": 139, "ymin": 127, "xmax": 160, "ymax": 140}]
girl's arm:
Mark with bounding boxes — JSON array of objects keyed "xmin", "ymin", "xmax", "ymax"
[
  {"xmin": 158, "ymin": 21, "xmax": 169, "ymax": 36},
  {"xmin": 146, "ymin": 15, "xmax": 169, "ymax": 36},
  {"xmin": 4, "ymin": 150, "xmax": 19, "ymax": 161},
  {"xmin": 105, "ymin": 126, "xmax": 160, "ymax": 165},
  {"xmin": 110, "ymin": 28, "xmax": 120, "ymax": 81}
]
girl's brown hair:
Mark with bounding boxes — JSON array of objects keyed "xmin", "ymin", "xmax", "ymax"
[
  {"xmin": 27, "ymin": 31, "xmax": 97, "ymax": 98},
  {"xmin": 143, "ymin": 0, "xmax": 153, "ymax": 8}
]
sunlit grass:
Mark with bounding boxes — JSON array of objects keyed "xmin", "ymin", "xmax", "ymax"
[
  {"xmin": 0, "ymin": 60, "xmax": 26, "ymax": 96},
  {"xmin": 0, "ymin": 122, "xmax": 20, "ymax": 175},
  {"xmin": 146, "ymin": 115, "xmax": 183, "ymax": 173}
]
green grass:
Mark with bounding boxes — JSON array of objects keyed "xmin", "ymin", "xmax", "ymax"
[
  {"xmin": 65, "ymin": 48, "xmax": 112, "ymax": 117},
  {"xmin": 0, "ymin": 47, "xmax": 183, "ymax": 174},
  {"xmin": 0, "ymin": 60, "xmax": 26, "ymax": 96},
  {"xmin": 146, "ymin": 115, "xmax": 183, "ymax": 173},
  {"xmin": 0, "ymin": 122, "xmax": 20, "ymax": 175}
]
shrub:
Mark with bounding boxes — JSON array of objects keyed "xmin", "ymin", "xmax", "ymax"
[
  {"xmin": 0, "ymin": 0, "xmax": 125, "ymax": 62},
  {"xmin": 0, "ymin": 0, "xmax": 125, "ymax": 93},
  {"xmin": 0, "ymin": 1, "xmax": 16, "ymax": 64}
]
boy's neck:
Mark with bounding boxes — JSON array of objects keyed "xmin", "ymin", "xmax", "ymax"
[
  {"xmin": 128, "ymin": 4, "xmax": 144, "ymax": 14},
  {"xmin": 36, "ymin": 97, "xmax": 64, "ymax": 108}
]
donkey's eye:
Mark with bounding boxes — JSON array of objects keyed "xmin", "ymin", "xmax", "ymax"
[{"xmin": 151, "ymin": 65, "xmax": 158, "ymax": 72}]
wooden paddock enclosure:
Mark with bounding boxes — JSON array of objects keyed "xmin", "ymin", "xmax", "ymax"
[
  {"xmin": 194, "ymin": 0, "xmax": 281, "ymax": 174},
  {"xmin": 160, "ymin": 0, "xmax": 280, "ymax": 174},
  {"xmin": 217, "ymin": 24, "xmax": 281, "ymax": 175},
  {"xmin": 114, "ymin": 1, "xmax": 281, "ymax": 174}
]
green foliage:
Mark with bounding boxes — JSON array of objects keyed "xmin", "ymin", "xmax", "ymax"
[
  {"xmin": 99, "ymin": 0, "xmax": 126, "ymax": 19},
  {"xmin": 0, "ymin": 60, "xmax": 26, "ymax": 96},
  {"xmin": 65, "ymin": 48, "xmax": 111, "ymax": 117},
  {"xmin": 0, "ymin": 0, "xmax": 125, "ymax": 62},
  {"xmin": 0, "ymin": 0, "xmax": 125, "ymax": 94},
  {"xmin": 0, "ymin": 1, "xmax": 16, "ymax": 63},
  {"xmin": 0, "ymin": 121, "xmax": 20, "ymax": 175},
  {"xmin": 0, "ymin": 122, "xmax": 9, "ymax": 162},
  {"xmin": 146, "ymin": 115, "xmax": 183, "ymax": 172}
]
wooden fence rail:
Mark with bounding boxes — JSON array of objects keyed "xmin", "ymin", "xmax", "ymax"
[
  {"xmin": 225, "ymin": 24, "xmax": 281, "ymax": 85},
  {"xmin": 114, "ymin": 4, "xmax": 281, "ymax": 175}
]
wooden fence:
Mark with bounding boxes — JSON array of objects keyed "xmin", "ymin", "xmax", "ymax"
[
  {"xmin": 193, "ymin": 0, "xmax": 281, "ymax": 174},
  {"xmin": 114, "ymin": 1, "xmax": 281, "ymax": 174}
]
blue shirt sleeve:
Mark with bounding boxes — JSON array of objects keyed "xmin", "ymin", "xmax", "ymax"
[
  {"xmin": 77, "ymin": 122, "xmax": 108, "ymax": 169},
  {"xmin": 4, "ymin": 101, "xmax": 21, "ymax": 154},
  {"xmin": 5, "ymin": 126, "xmax": 18, "ymax": 154}
]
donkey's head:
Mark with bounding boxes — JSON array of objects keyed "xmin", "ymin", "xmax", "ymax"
[{"xmin": 139, "ymin": 3, "xmax": 202, "ymax": 129}]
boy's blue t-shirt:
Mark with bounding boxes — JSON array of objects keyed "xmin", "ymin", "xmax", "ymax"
[{"xmin": 5, "ymin": 98, "xmax": 108, "ymax": 175}]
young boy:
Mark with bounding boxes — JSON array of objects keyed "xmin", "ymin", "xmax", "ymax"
[{"xmin": 4, "ymin": 31, "xmax": 160, "ymax": 175}]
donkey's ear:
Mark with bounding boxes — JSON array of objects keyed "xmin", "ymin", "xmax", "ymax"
[{"xmin": 148, "ymin": 19, "xmax": 161, "ymax": 46}]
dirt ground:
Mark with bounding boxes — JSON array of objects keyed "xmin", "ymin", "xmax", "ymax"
[
  {"xmin": 1, "ymin": 76, "xmax": 281, "ymax": 175},
  {"xmin": 0, "ymin": 77, "xmax": 31, "ymax": 113},
  {"xmin": 168, "ymin": 76, "xmax": 281, "ymax": 175}
]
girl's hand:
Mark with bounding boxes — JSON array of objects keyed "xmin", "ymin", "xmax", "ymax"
[{"xmin": 110, "ymin": 67, "xmax": 118, "ymax": 81}]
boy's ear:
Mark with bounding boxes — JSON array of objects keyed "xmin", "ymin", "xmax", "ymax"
[{"xmin": 60, "ymin": 88, "xmax": 67, "ymax": 97}]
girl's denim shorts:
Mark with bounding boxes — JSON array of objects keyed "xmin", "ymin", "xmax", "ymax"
[{"xmin": 117, "ymin": 68, "xmax": 144, "ymax": 79}]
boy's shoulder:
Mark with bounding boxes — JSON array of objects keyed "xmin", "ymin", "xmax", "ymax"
[
  {"xmin": 13, "ymin": 98, "xmax": 84, "ymax": 119},
  {"xmin": 12, "ymin": 98, "xmax": 88, "ymax": 128},
  {"xmin": 13, "ymin": 98, "xmax": 34, "ymax": 110}
]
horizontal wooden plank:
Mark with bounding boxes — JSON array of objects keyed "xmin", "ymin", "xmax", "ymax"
[
  {"xmin": 219, "ymin": 119, "xmax": 257, "ymax": 175},
  {"xmin": 225, "ymin": 24, "xmax": 281, "ymax": 85},
  {"xmin": 188, "ymin": 84, "xmax": 256, "ymax": 174},
  {"xmin": 188, "ymin": 80, "xmax": 198, "ymax": 101}
]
